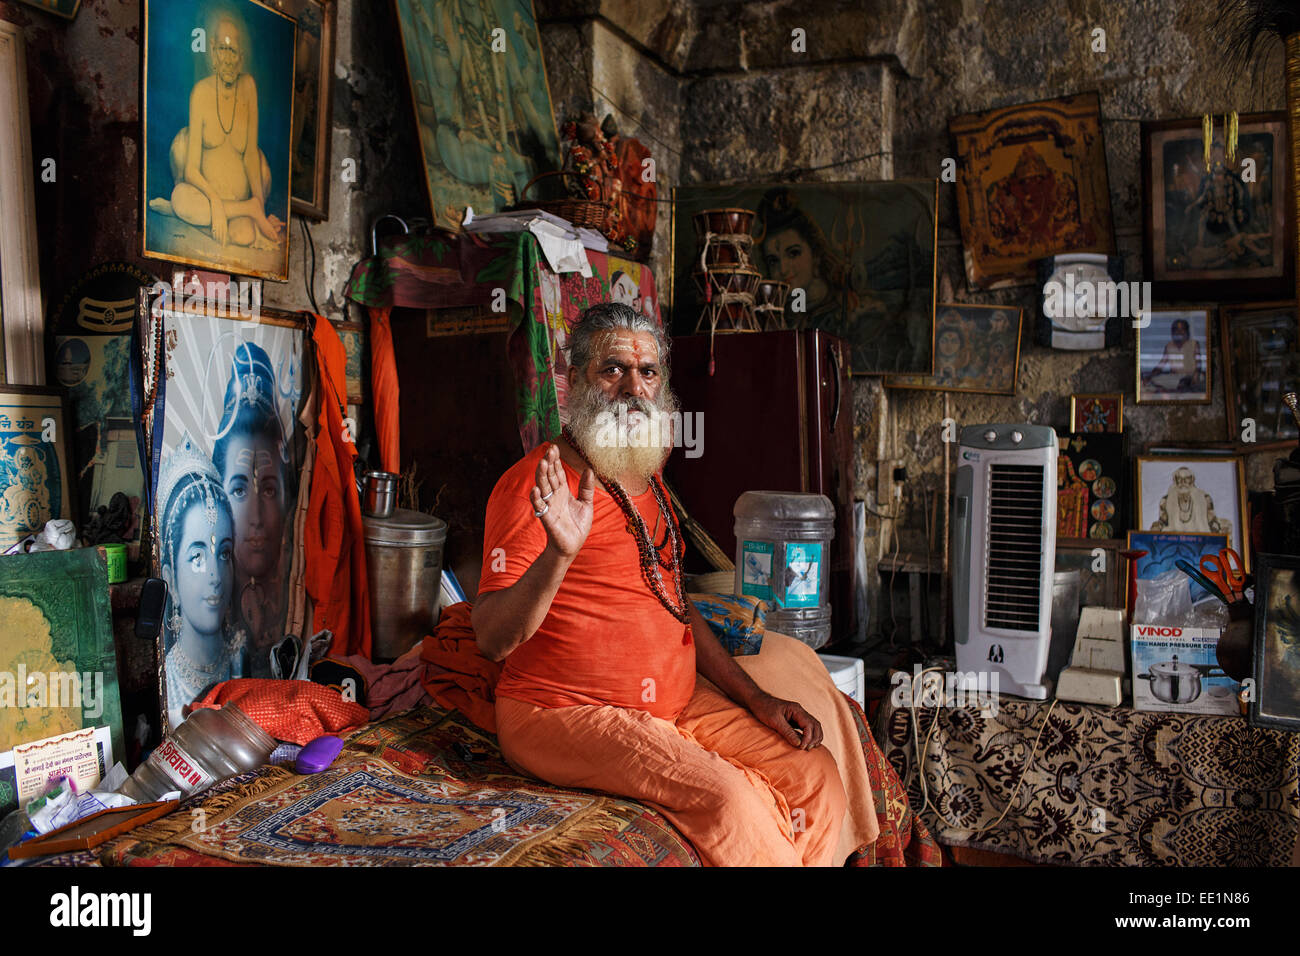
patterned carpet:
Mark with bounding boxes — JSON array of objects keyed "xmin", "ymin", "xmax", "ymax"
[
  {"xmin": 31, "ymin": 698, "xmax": 939, "ymax": 867},
  {"xmin": 875, "ymin": 693, "xmax": 1300, "ymax": 866}
]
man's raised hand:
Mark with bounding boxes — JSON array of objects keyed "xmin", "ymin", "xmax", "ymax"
[{"xmin": 531, "ymin": 443, "xmax": 595, "ymax": 559}]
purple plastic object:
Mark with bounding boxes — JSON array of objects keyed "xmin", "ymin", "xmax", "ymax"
[{"xmin": 295, "ymin": 735, "xmax": 345, "ymax": 774}]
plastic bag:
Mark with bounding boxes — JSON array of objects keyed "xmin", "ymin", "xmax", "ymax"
[{"xmin": 1134, "ymin": 569, "xmax": 1193, "ymax": 625}]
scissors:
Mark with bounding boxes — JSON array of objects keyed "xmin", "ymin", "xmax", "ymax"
[
  {"xmin": 1200, "ymin": 548, "xmax": 1247, "ymax": 602},
  {"xmin": 1175, "ymin": 560, "xmax": 1230, "ymax": 605}
]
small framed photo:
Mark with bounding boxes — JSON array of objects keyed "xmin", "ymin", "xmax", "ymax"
[
  {"xmin": 1055, "ymin": 538, "xmax": 1125, "ymax": 608},
  {"xmin": 1219, "ymin": 301, "xmax": 1300, "ymax": 451},
  {"xmin": 1071, "ymin": 393, "xmax": 1123, "ymax": 432},
  {"xmin": 275, "ymin": 0, "xmax": 336, "ymax": 220},
  {"xmin": 1136, "ymin": 309, "xmax": 1211, "ymax": 404},
  {"xmin": 1134, "ymin": 455, "xmax": 1248, "ymax": 570},
  {"xmin": 0, "ymin": 386, "xmax": 74, "ymax": 548},
  {"xmin": 1251, "ymin": 552, "xmax": 1300, "ymax": 731},
  {"xmin": 884, "ymin": 303, "xmax": 1022, "ymax": 395}
]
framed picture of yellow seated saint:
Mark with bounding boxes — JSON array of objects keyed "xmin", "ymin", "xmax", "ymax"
[{"xmin": 141, "ymin": 0, "xmax": 296, "ymax": 281}]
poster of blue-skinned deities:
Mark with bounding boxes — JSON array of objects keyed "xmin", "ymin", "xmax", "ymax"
[{"xmin": 152, "ymin": 303, "xmax": 304, "ymax": 729}]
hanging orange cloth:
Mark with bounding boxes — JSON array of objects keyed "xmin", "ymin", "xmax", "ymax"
[
  {"xmin": 368, "ymin": 306, "xmax": 401, "ymax": 474},
  {"xmin": 305, "ymin": 315, "xmax": 372, "ymax": 658}
]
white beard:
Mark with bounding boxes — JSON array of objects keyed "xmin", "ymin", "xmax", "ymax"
[{"xmin": 568, "ymin": 380, "xmax": 679, "ymax": 482}]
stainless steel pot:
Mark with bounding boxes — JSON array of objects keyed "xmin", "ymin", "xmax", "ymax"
[{"xmin": 1138, "ymin": 655, "xmax": 1225, "ymax": 704}]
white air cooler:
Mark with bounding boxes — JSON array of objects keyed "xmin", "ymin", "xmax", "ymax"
[
  {"xmin": 951, "ymin": 424, "xmax": 1058, "ymax": 699},
  {"xmin": 818, "ymin": 653, "xmax": 865, "ymax": 707}
]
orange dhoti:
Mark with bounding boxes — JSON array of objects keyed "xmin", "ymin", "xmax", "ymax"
[{"xmin": 496, "ymin": 632, "xmax": 878, "ymax": 866}]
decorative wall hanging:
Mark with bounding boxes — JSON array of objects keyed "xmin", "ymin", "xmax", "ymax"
[
  {"xmin": 1036, "ymin": 252, "xmax": 1124, "ymax": 349},
  {"xmin": 602, "ymin": 114, "xmax": 656, "ymax": 261},
  {"xmin": 0, "ymin": 21, "xmax": 45, "ymax": 384},
  {"xmin": 0, "ymin": 387, "xmax": 73, "ymax": 548},
  {"xmin": 950, "ymin": 92, "xmax": 1116, "ymax": 290},
  {"xmin": 1220, "ymin": 301, "xmax": 1300, "ymax": 450},
  {"xmin": 142, "ymin": 0, "xmax": 296, "ymax": 282},
  {"xmin": 671, "ymin": 181, "xmax": 937, "ymax": 375},
  {"xmin": 1141, "ymin": 112, "xmax": 1292, "ymax": 300},
  {"xmin": 1250, "ymin": 552, "xmax": 1300, "ymax": 731},
  {"xmin": 1134, "ymin": 455, "xmax": 1248, "ymax": 569},
  {"xmin": 391, "ymin": 0, "xmax": 561, "ymax": 226},
  {"xmin": 885, "ymin": 303, "xmax": 1022, "ymax": 395},
  {"xmin": 1056, "ymin": 432, "xmax": 1126, "ymax": 540},
  {"xmin": 1070, "ymin": 393, "xmax": 1123, "ymax": 432},
  {"xmin": 1135, "ymin": 308, "xmax": 1212, "ymax": 404},
  {"xmin": 147, "ymin": 298, "xmax": 306, "ymax": 729},
  {"xmin": 0, "ymin": 547, "xmax": 124, "ymax": 766},
  {"xmin": 51, "ymin": 262, "xmax": 157, "ymax": 559},
  {"xmin": 276, "ymin": 0, "xmax": 336, "ymax": 220}
]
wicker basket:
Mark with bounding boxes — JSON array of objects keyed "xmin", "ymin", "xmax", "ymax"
[{"xmin": 511, "ymin": 170, "xmax": 610, "ymax": 231}]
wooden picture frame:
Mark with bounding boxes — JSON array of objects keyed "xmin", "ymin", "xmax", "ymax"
[
  {"xmin": 1134, "ymin": 455, "xmax": 1249, "ymax": 571},
  {"xmin": 13, "ymin": 0, "xmax": 81, "ymax": 18},
  {"xmin": 1250, "ymin": 552, "xmax": 1300, "ymax": 732},
  {"xmin": 391, "ymin": 0, "xmax": 562, "ymax": 225},
  {"xmin": 276, "ymin": 0, "xmax": 336, "ymax": 220},
  {"xmin": 141, "ymin": 0, "xmax": 297, "ymax": 282},
  {"xmin": 7, "ymin": 802, "xmax": 174, "ymax": 858},
  {"xmin": 0, "ymin": 22, "xmax": 45, "ymax": 385},
  {"xmin": 1135, "ymin": 308, "xmax": 1211, "ymax": 405},
  {"xmin": 1219, "ymin": 301, "xmax": 1300, "ymax": 451},
  {"xmin": 884, "ymin": 303, "xmax": 1021, "ymax": 395},
  {"xmin": 949, "ymin": 92, "xmax": 1116, "ymax": 290},
  {"xmin": 671, "ymin": 180, "xmax": 939, "ymax": 375},
  {"xmin": 1141, "ymin": 112, "xmax": 1294, "ymax": 301},
  {"xmin": 335, "ymin": 320, "xmax": 366, "ymax": 405},
  {"xmin": 1070, "ymin": 393, "xmax": 1123, "ymax": 432}
]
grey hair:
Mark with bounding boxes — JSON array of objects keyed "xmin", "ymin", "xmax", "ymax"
[{"xmin": 567, "ymin": 302, "xmax": 670, "ymax": 374}]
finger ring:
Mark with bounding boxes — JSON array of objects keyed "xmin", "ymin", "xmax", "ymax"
[
  {"xmin": 542, "ymin": 490, "xmax": 555, "ymax": 501},
  {"xmin": 534, "ymin": 503, "xmax": 549, "ymax": 518}
]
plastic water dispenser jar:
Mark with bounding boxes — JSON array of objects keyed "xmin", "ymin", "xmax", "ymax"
[{"xmin": 733, "ymin": 491, "xmax": 836, "ymax": 649}]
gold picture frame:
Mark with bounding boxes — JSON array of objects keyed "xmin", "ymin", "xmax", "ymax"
[
  {"xmin": 1134, "ymin": 455, "xmax": 1250, "ymax": 571},
  {"xmin": 1070, "ymin": 393, "xmax": 1123, "ymax": 432}
]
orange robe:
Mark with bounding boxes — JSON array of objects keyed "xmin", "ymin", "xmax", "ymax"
[{"xmin": 481, "ymin": 442, "xmax": 855, "ymax": 866}]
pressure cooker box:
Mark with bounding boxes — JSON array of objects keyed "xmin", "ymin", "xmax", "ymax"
[{"xmin": 1130, "ymin": 624, "xmax": 1239, "ymax": 715}]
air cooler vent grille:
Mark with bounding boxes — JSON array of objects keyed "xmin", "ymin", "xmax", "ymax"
[{"xmin": 984, "ymin": 463, "xmax": 1044, "ymax": 632}]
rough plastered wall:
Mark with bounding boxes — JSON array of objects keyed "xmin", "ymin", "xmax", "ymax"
[
  {"xmin": 889, "ymin": 0, "xmax": 1286, "ymax": 554},
  {"xmin": 4, "ymin": 0, "xmax": 423, "ymax": 324}
]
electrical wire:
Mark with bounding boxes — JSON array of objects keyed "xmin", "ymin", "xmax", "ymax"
[
  {"xmin": 906, "ymin": 671, "xmax": 1062, "ymax": 839},
  {"xmin": 299, "ymin": 216, "xmax": 320, "ymax": 316}
]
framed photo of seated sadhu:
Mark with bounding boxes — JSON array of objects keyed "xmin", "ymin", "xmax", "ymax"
[{"xmin": 141, "ymin": 0, "xmax": 296, "ymax": 281}]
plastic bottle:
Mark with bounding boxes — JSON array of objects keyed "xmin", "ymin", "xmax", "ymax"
[{"xmin": 116, "ymin": 704, "xmax": 275, "ymax": 803}]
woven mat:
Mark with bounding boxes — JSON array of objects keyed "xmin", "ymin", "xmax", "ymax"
[{"xmin": 875, "ymin": 693, "xmax": 1300, "ymax": 866}]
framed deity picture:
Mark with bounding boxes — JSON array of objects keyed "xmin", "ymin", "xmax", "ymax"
[
  {"xmin": 274, "ymin": 0, "xmax": 336, "ymax": 220},
  {"xmin": 885, "ymin": 304, "xmax": 1021, "ymax": 395},
  {"xmin": 141, "ymin": 0, "xmax": 297, "ymax": 281},
  {"xmin": 0, "ymin": 386, "xmax": 73, "ymax": 548},
  {"xmin": 1125, "ymin": 530, "xmax": 1231, "ymax": 605},
  {"xmin": 1055, "ymin": 538, "xmax": 1125, "ymax": 608},
  {"xmin": 1070, "ymin": 393, "xmax": 1123, "ymax": 432},
  {"xmin": 148, "ymin": 298, "xmax": 306, "ymax": 730},
  {"xmin": 1057, "ymin": 432, "xmax": 1127, "ymax": 540},
  {"xmin": 392, "ymin": 0, "xmax": 561, "ymax": 225},
  {"xmin": 1134, "ymin": 455, "xmax": 1248, "ymax": 570},
  {"xmin": 950, "ymin": 92, "xmax": 1116, "ymax": 290},
  {"xmin": 671, "ymin": 181, "xmax": 938, "ymax": 375},
  {"xmin": 1135, "ymin": 309, "xmax": 1211, "ymax": 404},
  {"xmin": 1250, "ymin": 552, "xmax": 1300, "ymax": 731},
  {"xmin": 1141, "ymin": 112, "xmax": 1293, "ymax": 300},
  {"xmin": 1219, "ymin": 301, "xmax": 1300, "ymax": 450}
]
